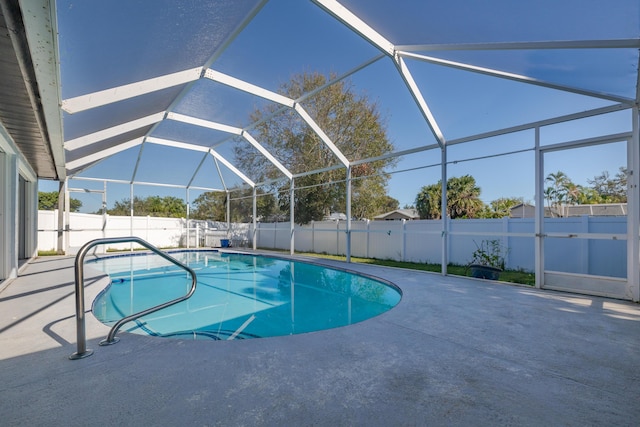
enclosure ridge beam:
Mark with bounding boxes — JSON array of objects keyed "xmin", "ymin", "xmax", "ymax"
[
  {"xmin": 145, "ymin": 136, "xmax": 254, "ymax": 187},
  {"xmin": 70, "ymin": 175, "xmax": 224, "ymax": 192},
  {"xmin": 394, "ymin": 55, "xmax": 446, "ymax": 147},
  {"xmin": 398, "ymin": 51, "xmax": 635, "ymax": 105},
  {"xmin": 66, "ymin": 137, "xmax": 145, "ymax": 170},
  {"xmin": 293, "ymin": 103, "xmax": 350, "ymax": 167},
  {"xmin": 145, "ymin": 136, "xmax": 211, "ymax": 152},
  {"xmin": 61, "ymin": 67, "xmax": 203, "ymax": 113},
  {"xmin": 64, "ymin": 112, "xmax": 166, "ymax": 150},
  {"xmin": 395, "ymin": 39, "xmax": 640, "ymax": 52},
  {"xmin": 166, "ymin": 112, "xmax": 243, "ymax": 135},
  {"xmin": 312, "ymin": 0, "xmax": 395, "ymax": 55},
  {"xmin": 166, "ymin": 113, "xmax": 293, "ymax": 179},
  {"xmin": 209, "ymin": 149, "xmax": 255, "ymax": 188},
  {"xmin": 204, "ymin": 69, "xmax": 295, "ymax": 107}
]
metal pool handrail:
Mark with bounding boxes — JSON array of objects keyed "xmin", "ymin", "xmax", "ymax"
[{"xmin": 69, "ymin": 236, "xmax": 197, "ymax": 360}]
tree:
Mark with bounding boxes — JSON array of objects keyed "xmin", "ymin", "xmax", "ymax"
[
  {"xmin": 479, "ymin": 197, "xmax": 524, "ymax": 218},
  {"xmin": 234, "ymin": 72, "xmax": 395, "ymax": 223},
  {"xmin": 544, "ymin": 168, "xmax": 627, "ymax": 216},
  {"xmin": 190, "ymin": 192, "xmax": 227, "ymax": 221},
  {"xmin": 38, "ymin": 191, "xmax": 82, "ymax": 212},
  {"xmin": 107, "ymin": 196, "xmax": 186, "ymax": 218},
  {"xmin": 415, "ymin": 175, "xmax": 484, "ymax": 219},
  {"xmin": 191, "ymin": 188, "xmax": 277, "ymax": 222},
  {"xmin": 415, "ymin": 182, "xmax": 442, "ymax": 219},
  {"xmin": 588, "ymin": 167, "xmax": 627, "ymax": 203}
]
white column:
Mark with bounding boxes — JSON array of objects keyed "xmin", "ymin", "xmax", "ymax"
[
  {"xmin": 627, "ymin": 107, "xmax": 640, "ymax": 301},
  {"xmin": 346, "ymin": 165, "xmax": 352, "ymax": 262},
  {"xmin": 534, "ymin": 127, "xmax": 544, "ymax": 289},
  {"xmin": 186, "ymin": 188, "xmax": 190, "ymax": 248},
  {"xmin": 57, "ymin": 180, "xmax": 65, "ymax": 254},
  {"xmin": 440, "ymin": 146, "xmax": 448, "ymax": 275},
  {"xmin": 290, "ymin": 179, "xmax": 295, "ymax": 255},
  {"xmin": 252, "ymin": 186, "xmax": 257, "ymax": 250}
]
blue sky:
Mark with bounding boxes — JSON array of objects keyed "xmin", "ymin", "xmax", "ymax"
[{"xmin": 40, "ymin": 0, "xmax": 635, "ymax": 214}]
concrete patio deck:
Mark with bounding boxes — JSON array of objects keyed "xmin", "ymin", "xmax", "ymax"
[{"xmin": 1, "ymin": 253, "xmax": 639, "ymax": 426}]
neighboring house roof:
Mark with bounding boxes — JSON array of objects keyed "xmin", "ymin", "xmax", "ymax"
[
  {"xmin": 509, "ymin": 203, "xmax": 627, "ymax": 218},
  {"xmin": 324, "ymin": 212, "xmax": 347, "ymax": 221},
  {"xmin": 373, "ymin": 209, "xmax": 420, "ymax": 221}
]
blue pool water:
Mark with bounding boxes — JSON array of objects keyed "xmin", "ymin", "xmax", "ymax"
[{"xmin": 90, "ymin": 251, "xmax": 401, "ymax": 340}]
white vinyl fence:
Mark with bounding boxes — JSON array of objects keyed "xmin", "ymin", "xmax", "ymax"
[
  {"xmin": 38, "ymin": 210, "xmax": 251, "ymax": 254},
  {"xmin": 38, "ymin": 211, "xmax": 626, "ymax": 278},
  {"xmin": 256, "ymin": 217, "xmax": 627, "ymax": 278}
]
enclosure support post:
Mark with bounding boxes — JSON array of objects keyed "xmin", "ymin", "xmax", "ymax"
[
  {"xmin": 64, "ymin": 184, "xmax": 70, "ymax": 253},
  {"xmin": 440, "ymin": 146, "xmax": 448, "ymax": 275},
  {"xmin": 226, "ymin": 191, "xmax": 230, "ymax": 240},
  {"xmin": 346, "ymin": 165, "xmax": 352, "ymax": 263},
  {"xmin": 252, "ymin": 186, "xmax": 257, "ymax": 250},
  {"xmin": 129, "ymin": 183, "xmax": 134, "ymax": 251},
  {"xmin": 57, "ymin": 180, "xmax": 65, "ymax": 254},
  {"xmin": 534, "ymin": 126, "xmax": 544, "ymax": 289},
  {"xmin": 627, "ymin": 107, "xmax": 640, "ymax": 301},
  {"xmin": 186, "ymin": 188, "xmax": 190, "ymax": 249},
  {"xmin": 290, "ymin": 178, "xmax": 295, "ymax": 255},
  {"xmin": 102, "ymin": 180, "xmax": 107, "ymax": 240}
]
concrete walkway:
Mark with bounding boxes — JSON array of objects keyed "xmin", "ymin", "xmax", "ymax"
[{"xmin": 1, "ymin": 254, "xmax": 639, "ymax": 426}]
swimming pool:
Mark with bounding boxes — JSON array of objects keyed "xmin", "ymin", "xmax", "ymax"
[{"xmin": 90, "ymin": 251, "xmax": 401, "ymax": 340}]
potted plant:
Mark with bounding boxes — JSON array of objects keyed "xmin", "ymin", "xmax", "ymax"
[{"xmin": 468, "ymin": 239, "xmax": 506, "ymax": 280}]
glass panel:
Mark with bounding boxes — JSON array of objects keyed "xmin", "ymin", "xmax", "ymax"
[
  {"xmin": 544, "ymin": 235, "xmax": 626, "ymax": 278},
  {"xmin": 173, "ymin": 79, "xmax": 278, "ymax": 129},
  {"xmin": 349, "ymin": 57, "xmax": 439, "ymax": 153},
  {"xmin": 134, "ymin": 144, "xmax": 211, "ymax": 186},
  {"xmin": 448, "ymin": 151, "xmax": 535, "ymax": 213},
  {"xmin": 66, "ymin": 178, "xmax": 104, "ymax": 214},
  {"xmin": 63, "ymin": 86, "xmax": 185, "ymax": 141},
  {"xmin": 543, "ymin": 142, "xmax": 627, "ymax": 279},
  {"xmin": 57, "ymin": 0, "xmax": 262, "ymax": 97},
  {"xmin": 405, "ymin": 58, "xmax": 614, "ymax": 140},
  {"xmin": 387, "ymin": 149, "xmax": 441, "ymax": 211},
  {"xmin": 540, "ymin": 110, "xmax": 632, "ymax": 146},
  {"xmin": 423, "ymin": 49, "xmax": 639, "ymax": 100},
  {"xmin": 214, "ymin": 0, "xmax": 379, "ymax": 92},
  {"xmin": 150, "ymin": 118, "xmax": 229, "ymax": 148},
  {"xmin": 72, "ymin": 146, "xmax": 140, "ymax": 182},
  {"xmin": 340, "ymin": 0, "xmax": 640, "ymax": 45}
]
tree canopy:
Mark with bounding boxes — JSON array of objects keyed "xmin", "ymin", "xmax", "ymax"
[
  {"xmin": 234, "ymin": 72, "xmax": 396, "ymax": 223},
  {"xmin": 415, "ymin": 175, "xmax": 484, "ymax": 219},
  {"xmin": 107, "ymin": 196, "xmax": 186, "ymax": 218},
  {"xmin": 190, "ymin": 188, "xmax": 277, "ymax": 222},
  {"xmin": 545, "ymin": 167, "xmax": 627, "ymax": 212},
  {"xmin": 38, "ymin": 191, "xmax": 82, "ymax": 212}
]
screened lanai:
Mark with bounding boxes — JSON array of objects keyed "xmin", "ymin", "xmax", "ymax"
[{"xmin": 8, "ymin": 0, "xmax": 639, "ymax": 300}]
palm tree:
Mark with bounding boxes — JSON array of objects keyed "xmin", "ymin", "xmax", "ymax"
[
  {"xmin": 415, "ymin": 175, "xmax": 484, "ymax": 219},
  {"xmin": 545, "ymin": 171, "xmax": 571, "ymax": 216},
  {"xmin": 447, "ymin": 175, "xmax": 483, "ymax": 219}
]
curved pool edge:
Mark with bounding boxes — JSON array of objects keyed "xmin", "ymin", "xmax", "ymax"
[{"xmin": 87, "ymin": 249, "xmax": 404, "ymax": 341}]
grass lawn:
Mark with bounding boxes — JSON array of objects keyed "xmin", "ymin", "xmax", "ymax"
[
  {"xmin": 297, "ymin": 252, "xmax": 535, "ymax": 286},
  {"xmin": 38, "ymin": 247, "xmax": 535, "ymax": 286}
]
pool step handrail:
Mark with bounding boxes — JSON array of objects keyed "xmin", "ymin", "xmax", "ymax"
[{"xmin": 69, "ymin": 236, "xmax": 197, "ymax": 360}]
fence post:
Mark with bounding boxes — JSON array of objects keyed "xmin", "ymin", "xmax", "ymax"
[
  {"xmin": 366, "ymin": 219, "xmax": 370, "ymax": 259},
  {"xmin": 581, "ymin": 215, "xmax": 589, "ymax": 274},
  {"xmin": 401, "ymin": 219, "xmax": 406, "ymax": 262},
  {"xmin": 502, "ymin": 216, "xmax": 510, "ymax": 269},
  {"xmin": 273, "ymin": 221, "xmax": 277, "ymax": 249},
  {"xmin": 311, "ymin": 220, "xmax": 315, "ymax": 253}
]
